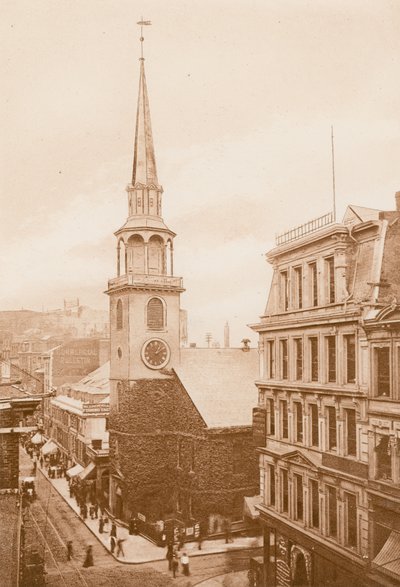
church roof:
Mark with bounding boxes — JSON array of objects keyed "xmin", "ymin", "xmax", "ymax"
[
  {"xmin": 132, "ymin": 58, "xmax": 159, "ymax": 187},
  {"xmin": 175, "ymin": 348, "xmax": 258, "ymax": 429},
  {"xmin": 71, "ymin": 361, "xmax": 110, "ymax": 393}
]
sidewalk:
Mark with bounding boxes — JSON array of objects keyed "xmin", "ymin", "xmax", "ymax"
[{"xmin": 36, "ymin": 465, "xmax": 261, "ymax": 564}]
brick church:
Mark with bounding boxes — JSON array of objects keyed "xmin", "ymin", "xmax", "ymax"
[{"xmin": 106, "ymin": 35, "xmax": 258, "ymax": 535}]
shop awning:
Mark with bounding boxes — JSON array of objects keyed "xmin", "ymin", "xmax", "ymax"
[
  {"xmin": 41, "ymin": 439, "xmax": 58, "ymax": 455},
  {"xmin": 78, "ymin": 462, "xmax": 96, "ymax": 480},
  {"xmin": 66, "ymin": 463, "xmax": 84, "ymax": 478},
  {"xmin": 31, "ymin": 432, "xmax": 44, "ymax": 445},
  {"xmin": 244, "ymin": 495, "xmax": 261, "ymax": 519},
  {"xmin": 372, "ymin": 531, "xmax": 400, "ymax": 579}
]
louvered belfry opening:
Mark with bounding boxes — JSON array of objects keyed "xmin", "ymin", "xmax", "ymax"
[{"xmin": 147, "ymin": 297, "xmax": 164, "ymax": 330}]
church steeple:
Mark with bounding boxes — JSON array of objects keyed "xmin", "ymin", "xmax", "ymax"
[{"xmin": 132, "ymin": 58, "xmax": 159, "ymax": 188}]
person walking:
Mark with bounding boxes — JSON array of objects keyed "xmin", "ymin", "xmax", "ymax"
[
  {"xmin": 89, "ymin": 505, "xmax": 95, "ymax": 519},
  {"xmin": 172, "ymin": 554, "xmax": 179, "ymax": 578},
  {"xmin": 98, "ymin": 516, "xmax": 104, "ymax": 534},
  {"xmin": 110, "ymin": 522, "xmax": 117, "ymax": 538},
  {"xmin": 83, "ymin": 544, "xmax": 94, "ymax": 568},
  {"xmin": 66, "ymin": 540, "xmax": 73, "ymax": 561},
  {"xmin": 180, "ymin": 552, "xmax": 190, "ymax": 576},
  {"xmin": 166, "ymin": 542, "xmax": 174, "ymax": 570},
  {"xmin": 116, "ymin": 538, "xmax": 126, "ymax": 558},
  {"xmin": 110, "ymin": 535, "xmax": 116, "ymax": 554}
]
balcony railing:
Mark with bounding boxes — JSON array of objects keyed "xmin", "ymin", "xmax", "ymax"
[
  {"xmin": 108, "ymin": 273, "xmax": 183, "ymax": 290},
  {"xmin": 276, "ymin": 212, "xmax": 334, "ymax": 246}
]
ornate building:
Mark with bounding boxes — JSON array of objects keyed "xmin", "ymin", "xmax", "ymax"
[
  {"xmin": 106, "ymin": 40, "xmax": 258, "ymax": 538},
  {"xmin": 251, "ymin": 196, "xmax": 400, "ymax": 586}
]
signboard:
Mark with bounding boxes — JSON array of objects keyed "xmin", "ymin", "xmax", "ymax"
[{"xmin": 138, "ymin": 513, "xmax": 146, "ymax": 522}]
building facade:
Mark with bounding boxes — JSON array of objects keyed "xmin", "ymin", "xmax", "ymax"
[
  {"xmin": 251, "ymin": 197, "xmax": 400, "ymax": 587},
  {"xmin": 106, "ymin": 45, "xmax": 259, "ymax": 538}
]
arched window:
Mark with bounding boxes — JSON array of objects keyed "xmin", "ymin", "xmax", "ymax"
[
  {"xmin": 116, "ymin": 299, "xmax": 123, "ymax": 330},
  {"xmin": 147, "ymin": 297, "xmax": 164, "ymax": 330}
]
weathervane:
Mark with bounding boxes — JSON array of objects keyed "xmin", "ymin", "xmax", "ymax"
[{"xmin": 137, "ymin": 18, "xmax": 152, "ymax": 59}]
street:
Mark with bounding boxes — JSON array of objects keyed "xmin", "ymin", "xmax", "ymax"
[{"xmin": 20, "ymin": 449, "xmax": 260, "ymax": 586}]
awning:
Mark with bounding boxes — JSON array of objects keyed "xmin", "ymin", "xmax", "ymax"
[
  {"xmin": 66, "ymin": 463, "xmax": 84, "ymax": 478},
  {"xmin": 41, "ymin": 439, "xmax": 58, "ymax": 455},
  {"xmin": 244, "ymin": 495, "xmax": 261, "ymax": 519},
  {"xmin": 372, "ymin": 531, "xmax": 400, "ymax": 579},
  {"xmin": 31, "ymin": 432, "xmax": 44, "ymax": 445},
  {"xmin": 78, "ymin": 462, "xmax": 96, "ymax": 480}
]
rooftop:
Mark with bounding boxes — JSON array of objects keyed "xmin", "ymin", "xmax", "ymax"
[{"xmin": 175, "ymin": 348, "xmax": 258, "ymax": 428}]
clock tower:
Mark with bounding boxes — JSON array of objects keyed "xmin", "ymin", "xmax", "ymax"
[{"xmin": 107, "ymin": 38, "xmax": 184, "ymax": 398}]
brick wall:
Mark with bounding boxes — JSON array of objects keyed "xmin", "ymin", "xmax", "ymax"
[
  {"xmin": 109, "ymin": 373, "xmax": 259, "ymax": 523},
  {"xmin": 0, "ymin": 406, "xmax": 19, "ymax": 489}
]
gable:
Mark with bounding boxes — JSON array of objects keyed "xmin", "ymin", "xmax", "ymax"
[{"xmin": 281, "ymin": 450, "xmax": 319, "ymax": 470}]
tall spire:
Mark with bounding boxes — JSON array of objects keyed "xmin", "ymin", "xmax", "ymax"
[{"xmin": 132, "ymin": 21, "xmax": 159, "ymax": 187}]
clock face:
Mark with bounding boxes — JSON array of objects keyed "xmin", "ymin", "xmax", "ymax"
[{"xmin": 141, "ymin": 339, "xmax": 170, "ymax": 369}]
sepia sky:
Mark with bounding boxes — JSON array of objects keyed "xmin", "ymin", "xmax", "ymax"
[{"xmin": 1, "ymin": 0, "xmax": 400, "ymax": 346}]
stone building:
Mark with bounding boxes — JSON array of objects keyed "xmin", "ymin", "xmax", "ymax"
[
  {"xmin": 48, "ymin": 362, "xmax": 110, "ymax": 487},
  {"xmin": 251, "ymin": 196, "xmax": 400, "ymax": 586},
  {"xmin": 106, "ymin": 47, "xmax": 258, "ymax": 536}
]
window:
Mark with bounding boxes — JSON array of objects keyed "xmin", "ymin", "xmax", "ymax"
[
  {"xmin": 375, "ymin": 347, "xmax": 390, "ymax": 397},
  {"xmin": 281, "ymin": 270, "xmax": 289, "ymax": 311},
  {"xmin": 267, "ymin": 341, "xmax": 275, "ymax": 379},
  {"xmin": 327, "ymin": 406, "xmax": 337, "ymax": 450},
  {"xmin": 281, "ymin": 469, "xmax": 289, "ymax": 513},
  {"xmin": 281, "ymin": 400, "xmax": 288, "ymax": 439},
  {"xmin": 295, "ymin": 339, "xmax": 303, "ymax": 380},
  {"xmin": 310, "ymin": 404, "xmax": 319, "ymax": 447},
  {"xmin": 147, "ymin": 297, "xmax": 164, "ymax": 330},
  {"xmin": 268, "ymin": 465, "xmax": 275, "ymax": 506},
  {"xmin": 116, "ymin": 299, "xmax": 123, "ymax": 330},
  {"xmin": 268, "ymin": 398, "xmax": 275, "ymax": 436},
  {"xmin": 344, "ymin": 493, "xmax": 357, "ymax": 548},
  {"xmin": 294, "ymin": 266, "xmax": 303, "ymax": 309},
  {"xmin": 345, "ymin": 335, "xmax": 356, "ymax": 383},
  {"xmin": 327, "ymin": 336, "xmax": 336, "ymax": 383},
  {"xmin": 345, "ymin": 409, "xmax": 357, "ymax": 456},
  {"xmin": 375, "ymin": 435, "xmax": 392, "ymax": 480},
  {"xmin": 310, "ymin": 480, "xmax": 319, "ymax": 529},
  {"xmin": 281, "ymin": 340, "xmax": 288, "ymax": 379},
  {"xmin": 327, "ymin": 485, "xmax": 338, "ymax": 538},
  {"xmin": 295, "ymin": 402, "xmax": 303, "ymax": 443},
  {"xmin": 294, "ymin": 474, "xmax": 303, "ymax": 521},
  {"xmin": 309, "ymin": 262, "xmax": 318, "ymax": 307},
  {"xmin": 191, "ymin": 442, "xmax": 195, "ymax": 471},
  {"xmin": 326, "ymin": 257, "xmax": 335, "ymax": 303},
  {"xmin": 310, "ymin": 337, "xmax": 319, "ymax": 382}
]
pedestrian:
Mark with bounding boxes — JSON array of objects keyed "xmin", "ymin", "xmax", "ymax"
[
  {"xmin": 110, "ymin": 522, "xmax": 117, "ymax": 538},
  {"xmin": 103, "ymin": 515, "xmax": 109, "ymax": 532},
  {"xmin": 83, "ymin": 544, "xmax": 94, "ymax": 568},
  {"xmin": 172, "ymin": 554, "xmax": 179, "ymax": 578},
  {"xmin": 89, "ymin": 505, "xmax": 95, "ymax": 519},
  {"xmin": 98, "ymin": 516, "xmax": 104, "ymax": 534},
  {"xmin": 67, "ymin": 540, "xmax": 73, "ymax": 561},
  {"xmin": 116, "ymin": 538, "xmax": 126, "ymax": 558},
  {"xmin": 82, "ymin": 503, "xmax": 88, "ymax": 520},
  {"xmin": 110, "ymin": 535, "xmax": 116, "ymax": 554},
  {"xmin": 39, "ymin": 456, "xmax": 43, "ymax": 468},
  {"xmin": 180, "ymin": 552, "xmax": 190, "ymax": 576},
  {"xmin": 166, "ymin": 542, "xmax": 174, "ymax": 570},
  {"xmin": 94, "ymin": 503, "xmax": 99, "ymax": 519}
]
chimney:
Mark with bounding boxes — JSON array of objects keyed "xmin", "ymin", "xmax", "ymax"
[
  {"xmin": 395, "ymin": 191, "xmax": 400, "ymax": 212},
  {"xmin": 224, "ymin": 322, "xmax": 230, "ymax": 348}
]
